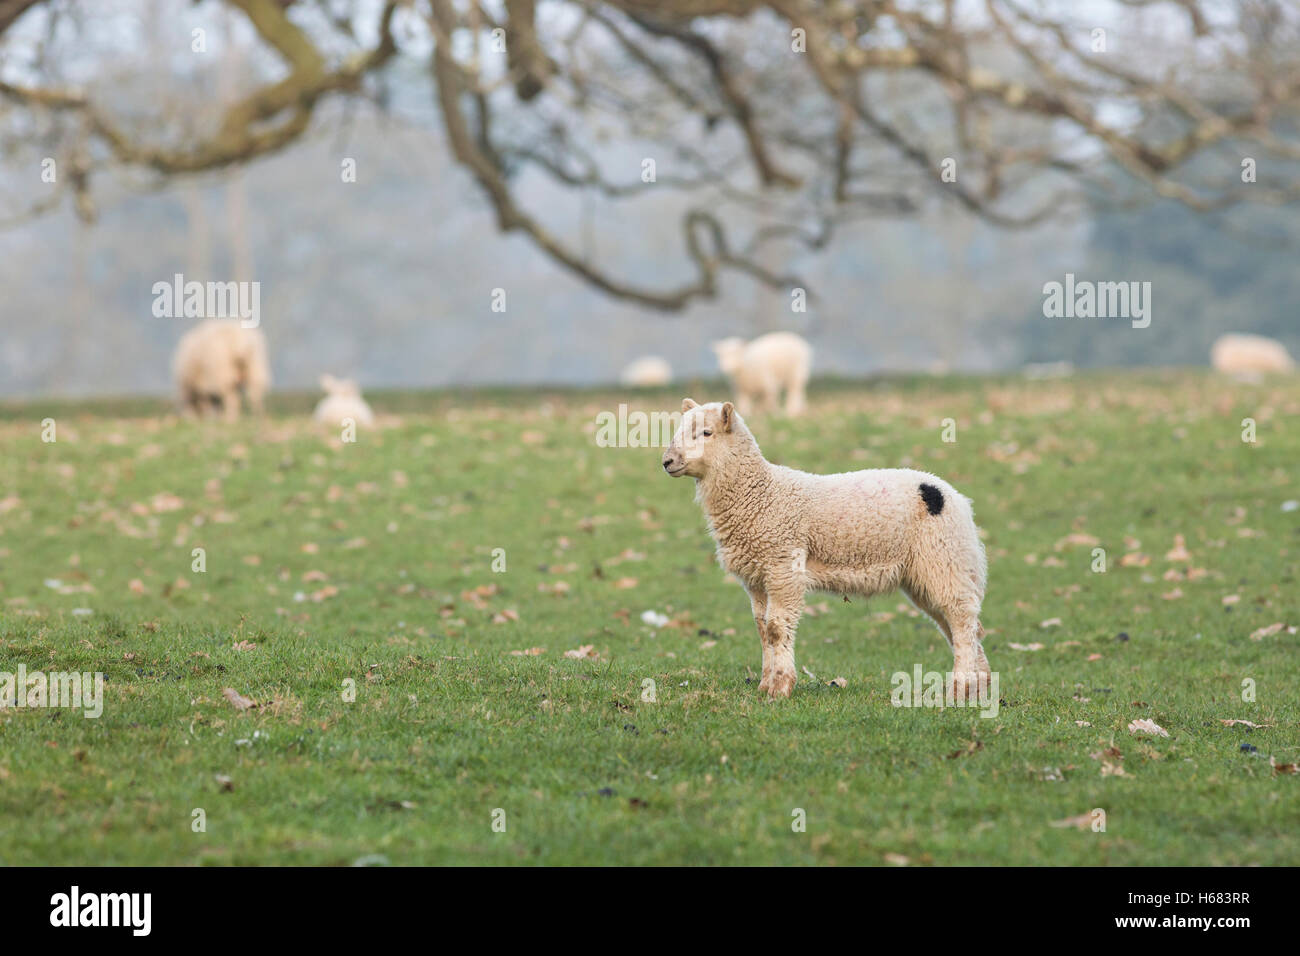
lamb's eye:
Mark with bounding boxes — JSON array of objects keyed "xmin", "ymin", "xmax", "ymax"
[{"xmin": 702, "ymin": 429, "xmax": 713, "ymax": 437}]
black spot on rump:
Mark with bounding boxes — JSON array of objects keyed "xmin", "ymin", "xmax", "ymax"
[{"xmin": 919, "ymin": 483, "xmax": 944, "ymax": 516}]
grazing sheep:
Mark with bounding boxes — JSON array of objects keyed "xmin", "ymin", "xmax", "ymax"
[
  {"xmin": 1210, "ymin": 333, "xmax": 1295, "ymax": 378},
  {"xmin": 662, "ymin": 398, "xmax": 990, "ymax": 701},
  {"xmin": 620, "ymin": 356, "xmax": 673, "ymax": 387},
  {"xmin": 313, "ymin": 374, "xmax": 374, "ymax": 428},
  {"xmin": 712, "ymin": 332, "xmax": 812, "ymax": 416},
  {"xmin": 172, "ymin": 320, "xmax": 270, "ymax": 422}
]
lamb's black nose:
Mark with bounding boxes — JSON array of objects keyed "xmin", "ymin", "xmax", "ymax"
[{"xmin": 662, "ymin": 458, "xmax": 673, "ymax": 470}]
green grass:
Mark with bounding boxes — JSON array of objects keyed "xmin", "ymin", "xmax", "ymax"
[{"xmin": 0, "ymin": 370, "xmax": 1297, "ymax": 865}]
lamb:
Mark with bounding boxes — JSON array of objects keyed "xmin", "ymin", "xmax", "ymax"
[
  {"xmin": 313, "ymin": 374, "xmax": 374, "ymax": 427},
  {"xmin": 620, "ymin": 356, "xmax": 673, "ymax": 387},
  {"xmin": 1210, "ymin": 333, "xmax": 1295, "ymax": 378},
  {"xmin": 662, "ymin": 398, "xmax": 990, "ymax": 701},
  {"xmin": 712, "ymin": 332, "xmax": 812, "ymax": 416},
  {"xmin": 172, "ymin": 319, "xmax": 270, "ymax": 422}
]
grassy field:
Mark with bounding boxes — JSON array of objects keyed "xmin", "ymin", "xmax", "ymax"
[{"xmin": 0, "ymin": 370, "xmax": 1297, "ymax": 865}]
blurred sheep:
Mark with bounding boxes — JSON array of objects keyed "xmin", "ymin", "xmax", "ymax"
[
  {"xmin": 619, "ymin": 356, "xmax": 673, "ymax": 387},
  {"xmin": 712, "ymin": 332, "xmax": 812, "ymax": 416},
  {"xmin": 313, "ymin": 374, "xmax": 374, "ymax": 427},
  {"xmin": 172, "ymin": 319, "xmax": 270, "ymax": 422},
  {"xmin": 1210, "ymin": 334, "xmax": 1295, "ymax": 378}
]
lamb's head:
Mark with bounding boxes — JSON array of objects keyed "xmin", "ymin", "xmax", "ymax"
[
  {"xmin": 662, "ymin": 398, "xmax": 749, "ymax": 479},
  {"xmin": 711, "ymin": 338, "xmax": 746, "ymax": 376},
  {"xmin": 319, "ymin": 374, "xmax": 360, "ymax": 397}
]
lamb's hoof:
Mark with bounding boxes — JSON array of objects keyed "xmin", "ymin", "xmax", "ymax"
[
  {"xmin": 948, "ymin": 670, "xmax": 991, "ymax": 704},
  {"xmin": 757, "ymin": 675, "xmax": 773, "ymax": 695},
  {"xmin": 767, "ymin": 671, "xmax": 796, "ymax": 699}
]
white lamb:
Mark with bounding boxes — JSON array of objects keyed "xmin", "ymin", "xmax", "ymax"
[
  {"xmin": 712, "ymin": 332, "xmax": 812, "ymax": 416},
  {"xmin": 620, "ymin": 356, "xmax": 673, "ymax": 387},
  {"xmin": 172, "ymin": 319, "xmax": 270, "ymax": 422},
  {"xmin": 313, "ymin": 374, "xmax": 374, "ymax": 427},
  {"xmin": 663, "ymin": 399, "xmax": 990, "ymax": 701},
  {"xmin": 1210, "ymin": 333, "xmax": 1295, "ymax": 378}
]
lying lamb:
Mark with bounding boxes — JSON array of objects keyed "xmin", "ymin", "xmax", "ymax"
[
  {"xmin": 620, "ymin": 356, "xmax": 673, "ymax": 387},
  {"xmin": 172, "ymin": 319, "xmax": 270, "ymax": 422},
  {"xmin": 712, "ymin": 332, "xmax": 812, "ymax": 417},
  {"xmin": 663, "ymin": 398, "xmax": 990, "ymax": 701},
  {"xmin": 313, "ymin": 374, "xmax": 374, "ymax": 427},
  {"xmin": 1210, "ymin": 333, "xmax": 1295, "ymax": 378}
]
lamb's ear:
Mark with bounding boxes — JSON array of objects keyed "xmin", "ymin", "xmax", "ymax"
[
  {"xmin": 681, "ymin": 398, "xmax": 699, "ymax": 412},
  {"xmin": 720, "ymin": 401, "xmax": 734, "ymax": 432}
]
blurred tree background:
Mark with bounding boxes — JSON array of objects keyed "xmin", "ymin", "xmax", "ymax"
[{"xmin": 0, "ymin": 0, "xmax": 1297, "ymax": 396}]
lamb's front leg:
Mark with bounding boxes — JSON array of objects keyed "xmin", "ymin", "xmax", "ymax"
[
  {"xmin": 746, "ymin": 586, "xmax": 773, "ymax": 693},
  {"xmin": 763, "ymin": 585, "xmax": 804, "ymax": 699}
]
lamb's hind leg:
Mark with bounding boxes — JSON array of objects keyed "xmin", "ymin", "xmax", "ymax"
[
  {"xmin": 904, "ymin": 584, "xmax": 990, "ymax": 704},
  {"xmin": 945, "ymin": 607, "xmax": 991, "ymax": 703},
  {"xmin": 902, "ymin": 584, "xmax": 954, "ymax": 652}
]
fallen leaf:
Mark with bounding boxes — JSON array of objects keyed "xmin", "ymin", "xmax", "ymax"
[
  {"xmin": 1049, "ymin": 813, "xmax": 1095, "ymax": 829},
  {"xmin": 222, "ymin": 687, "xmax": 257, "ymax": 711},
  {"xmin": 1164, "ymin": 534, "xmax": 1191, "ymax": 561},
  {"xmin": 1249, "ymin": 622, "xmax": 1285, "ymax": 641},
  {"xmin": 1128, "ymin": 718, "xmax": 1168, "ymax": 738}
]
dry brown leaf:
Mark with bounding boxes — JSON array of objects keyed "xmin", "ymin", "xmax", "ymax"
[
  {"xmin": 1049, "ymin": 813, "xmax": 1095, "ymax": 829},
  {"xmin": 1164, "ymin": 534, "xmax": 1191, "ymax": 561},
  {"xmin": 222, "ymin": 687, "xmax": 256, "ymax": 711},
  {"xmin": 1250, "ymin": 622, "xmax": 1285, "ymax": 641},
  {"xmin": 1128, "ymin": 718, "xmax": 1168, "ymax": 737}
]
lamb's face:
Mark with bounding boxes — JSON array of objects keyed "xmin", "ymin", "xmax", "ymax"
[
  {"xmin": 662, "ymin": 398, "xmax": 736, "ymax": 479},
  {"xmin": 711, "ymin": 338, "xmax": 745, "ymax": 376}
]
